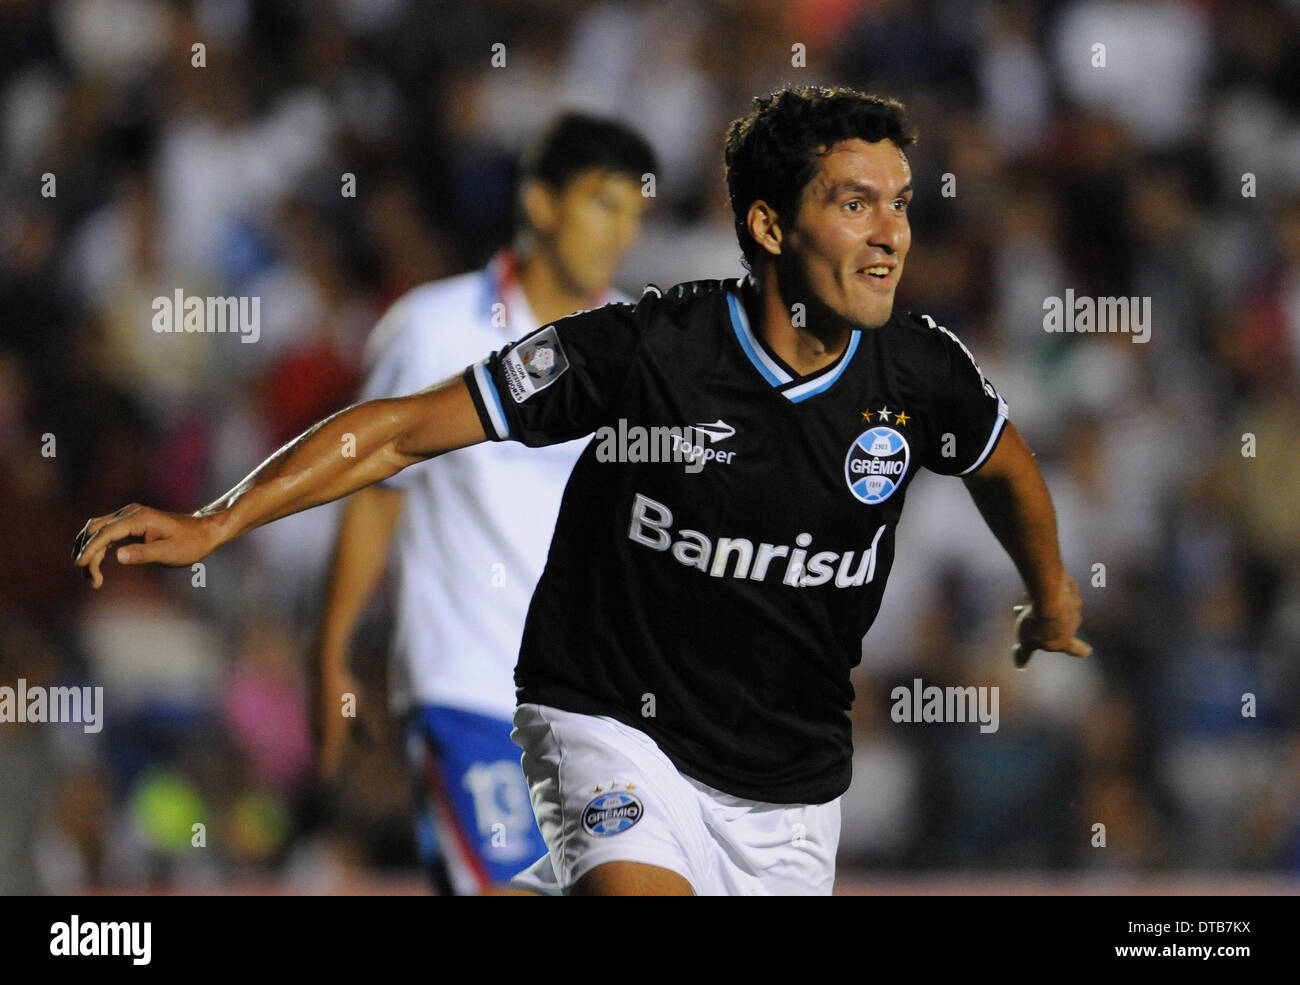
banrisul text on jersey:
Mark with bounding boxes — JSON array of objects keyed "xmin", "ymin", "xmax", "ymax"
[{"xmin": 628, "ymin": 492, "xmax": 887, "ymax": 588}]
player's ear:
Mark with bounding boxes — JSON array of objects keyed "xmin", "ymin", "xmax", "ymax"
[
  {"xmin": 522, "ymin": 179, "xmax": 558, "ymax": 235},
  {"xmin": 747, "ymin": 200, "xmax": 783, "ymax": 259}
]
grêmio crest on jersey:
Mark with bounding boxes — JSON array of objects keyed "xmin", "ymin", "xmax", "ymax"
[{"xmin": 845, "ymin": 425, "xmax": 910, "ymax": 505}]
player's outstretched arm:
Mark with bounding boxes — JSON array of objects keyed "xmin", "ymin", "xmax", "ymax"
[
  {"xmin": 961, "ymin": 421, "xmax": 1091, "ymax": 668},
  {"xmin": 72, "ymin": 375, "xmax": 486, "ymax": 589}
]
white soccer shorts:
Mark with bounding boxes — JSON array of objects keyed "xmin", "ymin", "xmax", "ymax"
[{"xmin": 509, "ymin": 703, "xmax": 840, "ymax": 896}]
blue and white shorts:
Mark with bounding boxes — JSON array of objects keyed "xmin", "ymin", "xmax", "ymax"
[{"xmin": 406, "ymin": 704, "xmax": 547, "ymax": 894}]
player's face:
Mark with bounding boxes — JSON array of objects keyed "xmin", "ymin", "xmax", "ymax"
[
  {"xmin": 535, "ymin": 170, "xmax": 648, "ymax": 298},
  {"xmin": 782, "ymin": 138, "xmax": 912, "ymax": 331}
]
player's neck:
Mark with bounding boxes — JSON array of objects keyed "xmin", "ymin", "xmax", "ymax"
[
  {"xmin": 753, "ymin": 269, "xmax": 851, "ymax": 376},
  {"xmin": 515, "ymin": 248, "xmax": 599, "ymax": 327}
]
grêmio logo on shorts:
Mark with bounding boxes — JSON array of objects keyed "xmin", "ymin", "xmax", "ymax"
[{"xmin": 582, "ymin": 791, "xmax": 643, "ymax": 836}]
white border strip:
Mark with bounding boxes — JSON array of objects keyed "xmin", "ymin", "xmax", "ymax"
[
  {"xmin": 959, "ymin": 412, "xmax": 1008, "ymax": 476},
  {"xmin": 472, "ymin": 360, "xmax": 510, "ymax": 440}
]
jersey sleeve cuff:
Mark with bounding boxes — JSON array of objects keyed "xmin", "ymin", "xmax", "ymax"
[
  {"xmin": 465, "ymin": 359, "xmax": 511, "ymax": 441},
  {"xmin": 958, "ymin": 393, "xmax": 1010, "ymax": 476}
]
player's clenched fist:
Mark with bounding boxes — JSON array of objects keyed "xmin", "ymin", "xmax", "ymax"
[{"xmin": 72, "ymin": 504, "xmax": 220, "ymax": 588}]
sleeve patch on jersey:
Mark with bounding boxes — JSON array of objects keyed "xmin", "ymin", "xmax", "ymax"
[{"xmin": 502, "ymin": 324, "xmax": 569, "ymax": 403}]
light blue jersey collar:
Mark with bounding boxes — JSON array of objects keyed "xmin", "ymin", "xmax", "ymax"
[{"xmin": 726, "ymin": 283, "xmax": 861, "ymax": 403}]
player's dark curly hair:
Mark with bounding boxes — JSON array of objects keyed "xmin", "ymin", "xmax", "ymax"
[{"xmin": 724, "ymin": 86, "xmax": 915, "ymax": 270}]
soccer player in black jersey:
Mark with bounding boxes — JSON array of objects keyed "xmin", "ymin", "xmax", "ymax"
[{"xmin": 75, "ymin": 85, "xmax": 1089, "ymax": 896}]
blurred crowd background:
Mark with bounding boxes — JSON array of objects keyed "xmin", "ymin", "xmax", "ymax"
[{"xmin": 1, "ymin": 0, "xmax": 1297, "ymax": 893}]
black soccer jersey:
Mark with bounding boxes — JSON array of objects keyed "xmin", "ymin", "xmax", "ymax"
[{"xmin": 463, "ymin": 276, "xmax": 1008, "ymax": 804}]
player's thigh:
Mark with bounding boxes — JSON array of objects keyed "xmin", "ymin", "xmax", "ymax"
[
  {"xmin": 572, "ymin": 860, "xmax": 694, "ymax": 896},
  {"xmin": 411, "ymin": 704, "xmax": 546, "ymax": 890}
]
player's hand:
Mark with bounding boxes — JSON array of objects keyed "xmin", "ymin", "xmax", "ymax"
[
  {"xmin": 312, "ymin": 658, "xmax": 362, "ymax": 781},
  {"xmin": 1012, "ymin": 575, "xmax": 1091, "ymax": 669},
  {"xmin": 73, "ymin": 504, "xmax": 219, "ymax": 588}
]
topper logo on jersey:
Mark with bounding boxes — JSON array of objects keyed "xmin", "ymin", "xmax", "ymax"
[
  {"xmin": 845, "ymin": 427, "xmax": 910, "ymax": 505},
  {"xmin": 594, "ymin": 419, "xmax": 737, "ymax": 475},
  {"xmin": 582, "ymin": 791, "xmax": 643, "ymax": 836}
]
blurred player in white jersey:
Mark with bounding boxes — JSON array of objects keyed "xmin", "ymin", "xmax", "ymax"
[{"xmin": 310, "ymin": 113, "xmax": 656, "ymax": 894}]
